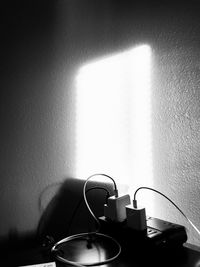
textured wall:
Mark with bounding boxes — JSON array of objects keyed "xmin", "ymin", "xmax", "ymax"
[
  {"xmin": 1, "ymin": 0, "xmax": 200, "ymax": 246},
  {"xmin": 150, "ymin": 5, "xmax": 200, "ymax": 245},
  {"xmin": 152, "ymin": 47, "xmax": 200, "ymax": 245},
  {"xmin": 0, "ymin": 1, "xmax": 76, "ymax": 238}
]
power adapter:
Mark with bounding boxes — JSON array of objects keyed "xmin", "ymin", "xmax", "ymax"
[
  {"xmin": 126, "ymin": 202, "xmax": 147, "ymax": 231},
  {"xmin": 104, "ymin": 194, "xmax": 131, "ymax": 222},
  {"xmin": 99, "ymin": 192, "xmax": 187, "ymax": 251},
  {"xmin": 99, "ymin": 215, "xmax": 187, "ymax": 251}
]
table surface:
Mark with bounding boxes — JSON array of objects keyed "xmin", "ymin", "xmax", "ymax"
[{"xmin": 2, "ymin": 241, "xmax": 200, "ymax": 267}]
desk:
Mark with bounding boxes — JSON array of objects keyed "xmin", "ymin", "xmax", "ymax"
[{"xmin": 2, "ymin": 242, "xmax": 200, "ymax": 267}]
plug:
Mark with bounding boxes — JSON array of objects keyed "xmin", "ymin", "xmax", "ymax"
[
  {"xmin": 126, "ymin": 199, "xmax": 147, "ymax": 231},
  {"xmin": 104, "ymin": 194, "xmax": 131, "ymax": 222}
]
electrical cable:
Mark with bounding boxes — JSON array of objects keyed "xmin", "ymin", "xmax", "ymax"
[
  {"xmin": 51, "ymin": 232, "xmax": 121, "ymax": 267},
  {"xmin": 83, "ymin": 173, "xmax": 118, "ymax": 234},
  {"xmin": 67, "ymin": 186, "xmax": 110, "ymax": 235},
  {"xmin": 134, "ymin": 186, "xmax": 200, "ymax": 237},
  {"xmin": 51, "ymin": 173, "xmax": 121, "ymax": 267}
]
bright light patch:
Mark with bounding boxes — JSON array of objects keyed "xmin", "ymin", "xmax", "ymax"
[{"xmin": 75, "ymin": 45, "xmax": 153, "ymax": 207}]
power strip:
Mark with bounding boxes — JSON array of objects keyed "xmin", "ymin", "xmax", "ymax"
[
  {"xmin": 99, "ymin": 215, "xmax": 187, "ymax": 250},
  {"xmin": 146, "ymin": 216, "xmax": 187, "ymax": 247}
]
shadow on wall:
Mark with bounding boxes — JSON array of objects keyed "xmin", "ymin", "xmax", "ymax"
[
  {"xmin": 0, "ymin": 177, "xmax": 114, "ymax": 254},
  {"xmin": 37, "ymin": 177, "xmax": 114, "ymax": 242}
]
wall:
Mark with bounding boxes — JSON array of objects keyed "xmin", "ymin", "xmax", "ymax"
[
  {"xmin": 0, "ymin": 0, "xmax": 76, "ymax": 239},
  {"xmin": 1, "ymin": 0, "xmax": 200, "ymax": 246}
]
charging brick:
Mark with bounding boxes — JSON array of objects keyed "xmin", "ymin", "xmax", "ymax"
[
  {"xmin": 126, "ymin": 205, "xmax": 147, "ymax": 231},
  {"xmin": 104, "ymin": 194, "xmax": 130, "ymax": 222}
]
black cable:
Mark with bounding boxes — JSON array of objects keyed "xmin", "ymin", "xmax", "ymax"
[
  {"xmin": 83, "ymin": 173, "xmax": 119, "ymax": 234},
  {"xmin": 67, "ymin": 186, "xmax": 110, "ymax": 235},
  {"xmin": 51, "ymin": 182, "xmax": 121, "ymax": 266},
  {"xmin": 83, "ymin": 173, "xmax": 118, "ymax": 197}
]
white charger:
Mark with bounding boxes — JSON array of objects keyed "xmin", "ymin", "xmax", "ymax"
[
  {"xmin": 126, "ymin": 200, "xmax": 147, "ymax": 231},
  {"xmin": 104, "ymin": 194, "xmax": 131, "ymax": 222}
]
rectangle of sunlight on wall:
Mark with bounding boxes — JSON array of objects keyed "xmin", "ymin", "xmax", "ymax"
[{"xmin": 75, "ymin": 44, "xmax": 153, "ymax": 210}]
